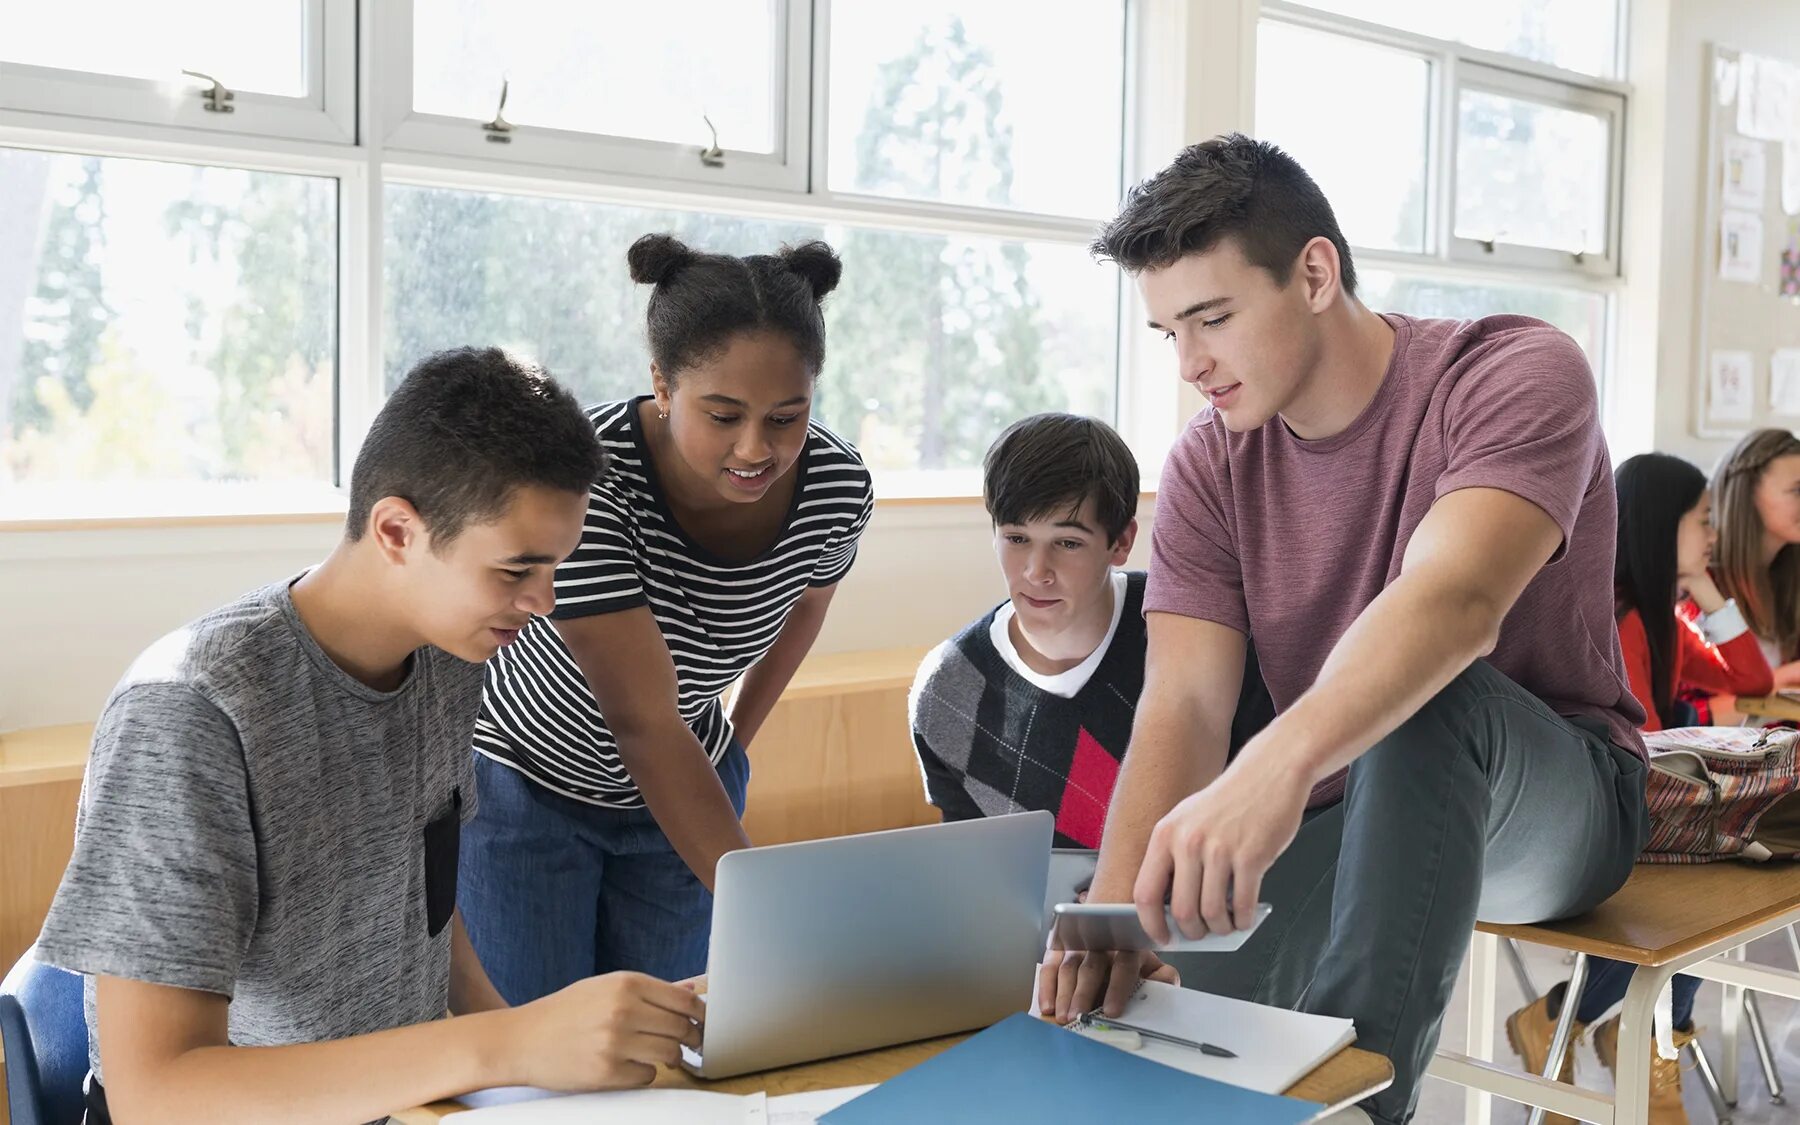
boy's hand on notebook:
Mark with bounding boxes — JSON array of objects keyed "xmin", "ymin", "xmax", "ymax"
[
  {"xmin": 1037, "ymin": 946, "xmax": 1180, "ymax": 1024},
  {"xmin": 501, "ymin": 971, "xmax": 707, "ymax": 1091}
]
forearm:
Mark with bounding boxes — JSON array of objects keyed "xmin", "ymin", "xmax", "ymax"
[
  {"xmin": 1090, "ymin": 697, "xmax": 1230, "ymax": 900},
  {"xmin": 1236, "ymin": 573, "xmax": 1501, "ymax": 788},
  {"xmin": 729, "ymin": 595, "xmax": 830, "ymax": 747},
  {"xmin": 449, "ymin": 911, "xmax": 510, "ymax": 1015},
  {"xmin": 104, "ymin": 1009, "xmax": 514, "ymax": 1125},
  {"xmin": 616, "ymin": 720, "xmax": 752, "ymax": 890}
]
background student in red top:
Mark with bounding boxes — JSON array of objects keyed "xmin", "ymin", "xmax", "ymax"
[{"xmin": 1504, "ymin": 451, "xmax": 1771, "ymax": 1125}]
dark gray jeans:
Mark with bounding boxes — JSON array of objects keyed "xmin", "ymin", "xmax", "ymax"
[{"xmin": 1166, "ymin": 659, "xmax": 1648, "ymax": 1124}]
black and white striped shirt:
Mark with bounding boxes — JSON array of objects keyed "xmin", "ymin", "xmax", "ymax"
[{"xmin": 474, "ymin": 397, "xmax": 875, "ymax": 807}]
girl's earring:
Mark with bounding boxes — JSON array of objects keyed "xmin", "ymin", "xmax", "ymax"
[{"xmin": 658, "ymin": 409, "xmax": 668, "ymax": 421}]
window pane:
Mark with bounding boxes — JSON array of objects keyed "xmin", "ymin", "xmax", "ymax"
[
  {"xmin": 1256, "ymin": 21, "xmax": 1431, "ymax": 252},
  {"xmin": 1359, "ymin": 270, "xmax": 1606, "ymax": 368},
  {"xmin": 412, "ymin": 0, "xmax": 780, "ymax": 153},
  {"xmin": 1288, "ymin": 0, "xmax": 1619, "ymax": 77},
  {"xmin": 828, "ymin": 1, "xmax": 1126, "ymax": 218},
  {"xmin": 1455, "ymin": 91, "xmax": 1609, "ymax": 255},
  {"xmin": 384, "ymin": 185, "xmax": 1117, "ymax": 473},
  {"xmin": 0, "ymin": 149, "xmax": 337, "ymax": 504},
  {"xmin": 4, "ymin": 2, "xmax": 307, "ymax": 96}
]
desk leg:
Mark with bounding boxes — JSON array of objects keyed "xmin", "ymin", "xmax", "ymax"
[
  {"xmin": 1721, "ymin": 945, "xmax": 1744, "ymax": 1106},
  {"xmin": 1615, "ymin": 963, "xmax": 1676, "ymax": 1125},
  {"xmin": 1465, "ymin": 932, "xmax": 1498, "ymax": 1125}
]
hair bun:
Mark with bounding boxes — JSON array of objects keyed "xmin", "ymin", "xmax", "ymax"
[
  {"xmin": 779, "ymin": 240, "xmax": 843, "ymax": 299},
  {"xmin": 627, "ymin": 233, "xmax": 697, "ymax": 285}
]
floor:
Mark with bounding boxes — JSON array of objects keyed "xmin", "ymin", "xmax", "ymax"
[{"xmin": 1417, "ymin": 931, "xmax": 1800, "ymax": 1123}]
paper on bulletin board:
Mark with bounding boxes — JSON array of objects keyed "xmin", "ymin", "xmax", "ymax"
[
  {"xmin": 1724, "ymin": 137, "xmax": 1768, "ymax": 211},
  {"xmin": 1772, "ymin": 350, "xmax": 1800, "ymax": 416},
  {"xmin": 1711, "ymin": 350, "xmax": 1756, "ymax": 425},
  {"xmin": 1717, "ymin": 54, "xmax": 1741, "ymax": 106},
  {"xmin": 1720, "ymin": 209, "xmax": 1765, "ymax": 283},
  {"xmin": 1738, "ymin": 54, "xmax": 1800, "ymax": 141},
  {"xmin": 1784, "ymin": 140, "xmax": 1800, "ymax": 216}
]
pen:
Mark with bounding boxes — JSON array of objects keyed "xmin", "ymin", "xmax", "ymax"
[{"xmin": 1073, "ymin": 1011, "xmax": 1238, "ymax": 1058}]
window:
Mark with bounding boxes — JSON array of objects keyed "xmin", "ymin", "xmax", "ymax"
[
  {"xmin": 0, "ymin": 0, "xmax": 1134, "ymax": 518},
  {"xmin": 0, "ymin": 147, "xmax": 338, "ymax": 516},
  {"xmin": 1256, "ymin": 2, "xmax": 1624, "ymax": 380},
  {"xmin": 826, "ymin": 1, "xmax": 1128, "ymax": 218},
  {"xmin": 410, "ymin": 1, "xmax": 783, "ymax": 153},
  {"xmin": 1281, "ymin": 0, "xmax": 1622, "ymax": 78},
  {"xmin": 383, "ymin": 185, "xmax": 1116, "ymax": 473},
  {"xmin": 0, "ymin": 0, "xmax": 353, "ymax": 142},
  {"xmin": 1255, "ymin": 20, "xmax": 1431, "ymax": 253},
  {"xmin": 1359, "ymin": 271, "xmax": 1608, "ymax": 366}
]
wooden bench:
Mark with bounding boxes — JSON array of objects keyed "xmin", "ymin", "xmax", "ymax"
[
  {"xmin": 1430, "ymin": 862, "xmax": 1800, "ymax": 1125},
  {"xmin": 0, "ymin": 650, "xmax": 939, "ymax": 975}
]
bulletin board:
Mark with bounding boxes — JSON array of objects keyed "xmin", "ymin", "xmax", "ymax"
[{"xmin": 1693, "ymin": 43, "xmax": 1800, "ymax": 438}]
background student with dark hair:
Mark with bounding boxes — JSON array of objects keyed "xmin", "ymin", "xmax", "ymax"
[
  {"xmin": 35, "ymin": 349, "xmax": 708, "ymax": 1125},
  {"xmin": 461, "ymin": 235, "xmax": 875, "ymax": 1002},
  {"xmin": 1039, "ymin": 135, "xmax": 1648, "ymax": 1125},
  {"xmin": 1505, "ymin": 452, "xmax": 1770, "ymax": 1125}
]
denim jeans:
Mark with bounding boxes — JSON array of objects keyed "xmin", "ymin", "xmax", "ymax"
[
  {"xmin": 1577, "ymin": 959, "xmax": 1700, "ymax": 1030},
  {"xmin": 457, "ymin": 741, "xmax": 751, "ymax": 1004},
  {"xmin": 1164, "ymin": 660, "xmax": 1649, "ymax": 1125}
]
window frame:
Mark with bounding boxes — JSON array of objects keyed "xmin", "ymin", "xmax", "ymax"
[
  {"xmin": 1260, "ymin": 0, "xmax": 1629, "ymax": 279},
  {"xmin": 0, "ymin": 0, "xmax": 356, "ymax": 144},
  {"xmin": 1, "ymin": 0, "xmax": 1147, "ymax": 517},
  {"xmin": 373, "ymin": 0, "xmax": 815, "ymax": 194}
]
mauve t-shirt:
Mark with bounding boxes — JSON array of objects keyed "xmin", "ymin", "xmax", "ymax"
[{"xmin": 1146, "ymin": 313, "xmax": 1646, "ymax": 808}]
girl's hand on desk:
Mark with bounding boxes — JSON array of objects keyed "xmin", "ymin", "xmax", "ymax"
[{"xmin": 498, "ymin": 972, "xmax": 706, "ymax": 1091}]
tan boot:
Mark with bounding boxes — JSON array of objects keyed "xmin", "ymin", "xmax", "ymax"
[
  {"xmin": 1593, "ymin": 1017, "xmax": 1695, "ymax": 1125},
  {"xmin": 1505, "ymin": 992, "xmax": 1584, "ymax": 1125}
]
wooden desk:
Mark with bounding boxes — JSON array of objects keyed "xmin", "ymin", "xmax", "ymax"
[
  {"xmin": 394, "ymin": 1033, "xmax": 1393, "ymax": 1122},
  {"xmin": 1479, "ymin": 856, "xmax": 1800, "ymax": 966},
  {"xmin": 1735, "ymin": 693, "xmax": 1800, "ymax": 724}
]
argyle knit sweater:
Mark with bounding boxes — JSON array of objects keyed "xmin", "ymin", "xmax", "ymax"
[{"xmin": 908, "ymin": 573, "xmax": 1148, "ymax": 848}]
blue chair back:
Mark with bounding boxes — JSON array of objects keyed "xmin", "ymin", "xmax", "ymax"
[{"xmin": 1, "ymin": 946, "xmax": 88, "ymax": 1125}]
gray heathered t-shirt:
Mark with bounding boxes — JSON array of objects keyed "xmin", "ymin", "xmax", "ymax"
[{"xmin": 35, "ymin": 578, "xmax": 483, "ymax": 1087}]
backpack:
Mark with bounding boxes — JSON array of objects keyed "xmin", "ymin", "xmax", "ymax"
[{"xmin": 1641, "ymin": 726, "xmax": 1800, "ymax": 863}]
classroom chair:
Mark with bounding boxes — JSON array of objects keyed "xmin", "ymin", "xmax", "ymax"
[{"xmin": 1, "ymin": 946, "xmax": 87, "ymax": 1125}]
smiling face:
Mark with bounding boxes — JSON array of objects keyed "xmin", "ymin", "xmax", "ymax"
[
  {"xmin": 653, "ymin": 330, "xmax": 814, "ymax": 505},
  {"xmin": 1138, "ymin": 237, "xmax": 1327, "ymax": 433}
]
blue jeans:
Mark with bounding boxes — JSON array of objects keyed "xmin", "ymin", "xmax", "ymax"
[
  {"xmin": 457, "ymin": 742, "xmax": 751, "ymax": 1004},
  {"xmin": 1576, "ymin": 959, "xmax": 1700, "ymax": 1031},
  {"xmin": 1163, "ymin": 660, "xmax": 1647, "ymax": 1125}
]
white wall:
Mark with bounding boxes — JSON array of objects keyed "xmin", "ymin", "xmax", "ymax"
[
  {"xmin": 1644, "ymin": 0, "xmax": 1800, "ymax": 467},
  {"xmin": 0, "ymin": 502, "xmax": 1158, "ymax": 731}
]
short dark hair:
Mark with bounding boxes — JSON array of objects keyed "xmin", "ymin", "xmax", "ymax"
[
  {"xmin": 1092, "ymin": 133, "xmax": 1357, "ymax": 296},
  {"xmin": 983, "ymin": 413, "xmax": 1140, "ymax": 545},
  {"xmin": 627, "ymin": 233, "xmax": 843, "ymax": 380},
  {"xmin": 347, "ymin": 347, "xmax": 604, "ymax": 548}
]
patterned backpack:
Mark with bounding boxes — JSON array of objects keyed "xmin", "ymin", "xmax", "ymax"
[{"xmin": 1641, "ymin": 726, "xmax": 1800, "ymax": 863}]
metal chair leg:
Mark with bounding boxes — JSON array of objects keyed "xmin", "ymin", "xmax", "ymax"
[
  {"xmin": 1744, "ymin": 991, "xmax": 1785, "ymax": 1103},
  {"xmin": 1526, "ymin": 953, "xmax": 1588, "ymax": 1125},
  {"xmin": 1692, "ymin": 1039, "xmax": 1736, "ymax": 1124},
  {"xmin": 1503, "ymin": 937, "xmax": 1539, "ymax": 1001},
  {"xmin": 1787, "ymin": 922, "xmax": 1800, "ymax": 970}
]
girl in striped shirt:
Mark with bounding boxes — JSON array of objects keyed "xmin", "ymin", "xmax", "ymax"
[{"xmin": 460, "ymin": 235, "xmax": 874, "ymax": 999}]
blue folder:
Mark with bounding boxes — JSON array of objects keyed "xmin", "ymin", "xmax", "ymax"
[{"xmin": 820, "ymin": 1012, "xmax": 1326, "ymax": 1124}]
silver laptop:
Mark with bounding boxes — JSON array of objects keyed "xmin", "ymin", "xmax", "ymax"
[{"xmin": 684, "ymin": 810, "xmax": 1054, "ymax": 1079}]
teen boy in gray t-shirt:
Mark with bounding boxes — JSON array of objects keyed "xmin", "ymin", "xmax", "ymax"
[{"xmin": 36, "ymin": 348, "xmax": 708, "ymax": 1125}]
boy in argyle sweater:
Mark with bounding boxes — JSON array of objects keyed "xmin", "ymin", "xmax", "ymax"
[{"xmin": 910, "ymin": 415, "xmax": 1152, "ymax": 847}]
